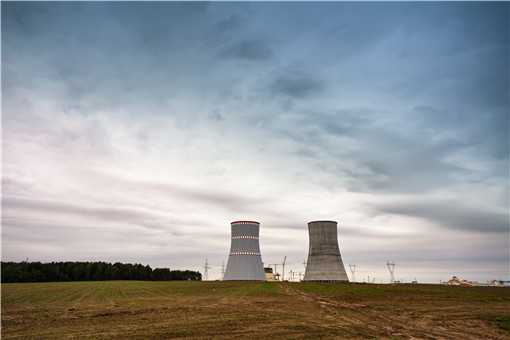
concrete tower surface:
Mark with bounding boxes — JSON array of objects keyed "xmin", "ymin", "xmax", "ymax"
[
  {"xmin": 224, "ymin": 221, "xmax": 265, "ymax": 281},
  {"xmin": 303, "ymin": 220, "xmax": 349, "ymax": 282}
]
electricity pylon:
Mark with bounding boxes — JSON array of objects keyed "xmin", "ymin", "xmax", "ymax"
[
  {"xmin": 386, "ymin": 261, "xmax": 396, "ymax": 283},
  {"xmin": 349, "ymin": 264, "xmax": 357, "ymax": 282},
  {"xmin": 204, "ymin": 258, "xmax": 211, "ymax": 281}
]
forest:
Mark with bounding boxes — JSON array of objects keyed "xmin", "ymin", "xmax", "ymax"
[{"xmin": 1, "ymin": 261, "xmax": 202, "ymax": 283}]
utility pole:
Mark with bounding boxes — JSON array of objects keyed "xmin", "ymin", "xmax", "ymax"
[
  {"xmin": 282, "ymin": 256, "xmax": 287, "ymax": 281},
  {"xmin": 386, "ymin": 261, "xmax": 396, "ymax": 283},
  {"xmin": 204, "ymin": 258, "xmax": 211, "ymax": 281},
  {"xmin": 221, "ymin": 261, "xmax": 225, "ymax": 280},
  {"xmin": 349, "ymin": 264, "xmax": 357, "ymax": 282}
]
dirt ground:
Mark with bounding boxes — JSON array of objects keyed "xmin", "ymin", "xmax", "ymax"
[{"xmin": 2, "ymin": 281, "xmax": 509, "ymax": 339}]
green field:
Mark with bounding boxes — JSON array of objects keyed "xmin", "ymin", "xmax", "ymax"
[{"xmin": 2, "ymin": 281, "xmax": 510, "ymax": 339}]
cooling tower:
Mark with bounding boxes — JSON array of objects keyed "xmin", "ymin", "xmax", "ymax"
[
  {"xmin": 223, "ymin": 221, "xmax": 266, "ymax": 281},
  {"xmin": 303, "ymin": 220, "xmax": 349, "ymax": 282}
]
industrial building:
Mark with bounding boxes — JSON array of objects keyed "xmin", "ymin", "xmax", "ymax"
[
  {"xmin": 303, "ymin": 220, "xmax": 349, "ymax": 282},
  {"xmin": 223, "ymin": 221, "xmax": 266, "ymax": 281},
  {"xmin": 264, "ymin": 267, "xmax": 277, "ymax": 281}
]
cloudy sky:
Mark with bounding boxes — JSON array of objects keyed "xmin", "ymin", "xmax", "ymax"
[{"xmin": 2, "ymin": 2, "xmax": 509, "ymax": 282}]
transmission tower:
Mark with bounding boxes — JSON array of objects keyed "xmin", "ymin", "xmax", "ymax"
[
  {"xmin": 386, "ymin": 261, "xmax": 396, "ymax": 283},
  {"xmin": 349, "ymin": 264, "xmax": 357, "ymax": 282},
  {"xmin": 204, "ymin": 258, "xmax": 211, "ymax": 281}
]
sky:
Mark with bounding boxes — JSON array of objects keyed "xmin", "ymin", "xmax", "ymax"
[{"xmin": 2, "ymin": 2, "xmax": 509, "ymax": 283}]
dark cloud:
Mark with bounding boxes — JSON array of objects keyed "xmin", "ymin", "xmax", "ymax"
[
  {"xmin": 374, "ymin": 200, "xmax": 509, "ymax": 233},
  {"xmin": 154, "ymin": 182, "xmax": 266, "ymax": 213},
  {"xmin": 89, "ymin": 173, "xmax": 270, "ymax": 214},
  {"xmin": 271, "ymin": 71, "xmax": 324, "ymax": 98},
  {"xmin": 2, "ymin": 196, "xmax": 193, "ymax": 233},
  {"xmin": 268, "ymin": 222, "xmax": 409, "ymax": 239},
  {"xmin": 209, "ymin": 109, "xmax": 224, "ymax": 121},
  {"xmin": 412, "ymin": 105, "xmax": 509, "ymax": 161},
  {"xmin": 215, "ymin": 14, "xmax": 242, "ymax": 34},
  {"xmin": 271, "ymin": 108, "xmax": 475, "ymax": 193},
  {"xmin": 220, "ymin": 39, "xmax": 272, "ymax": 61}
]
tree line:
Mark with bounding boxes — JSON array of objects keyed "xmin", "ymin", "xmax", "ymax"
[{"xmin": 1, "ymin": 261, "xmax": 202, "ymax": 283}]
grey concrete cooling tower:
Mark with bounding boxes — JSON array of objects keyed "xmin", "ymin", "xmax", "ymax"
[
  {"xmin": 303, "ymin": 220, "xmax": 349, "ymax": 282},
  {"xmin": 224, "ymin": 221, "xmax": 266, "ymax": 281}
]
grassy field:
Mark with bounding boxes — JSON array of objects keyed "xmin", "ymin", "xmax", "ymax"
[{"xmin": 2, "ymin": 281, "xmax": 510, "ymax": 339}]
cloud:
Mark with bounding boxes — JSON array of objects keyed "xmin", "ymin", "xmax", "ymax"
[
  {"xmin": 268, "ymin": 222, "xmax": 411, "ymax": 239},
  {"xmin": 373, "ymin": 199, "xmax": 509, "ymax": 234},
  {"xmin": 220, "ymin": 39, "xmax": 272, "ymax": 61},
  {"xmin": 270, "ymin": 71, "xmax": 324, "ymax": 98},
  {"xmin": 2, "ymin": 196, "xmax": 194, "ymax": 234},
  {"xmin": 1, "ymin": 2, "xmax": 508, "ymax": 281},
  {"xmin": 215, "ymin": 14, "xmax": 242, "ymax": 33},
  {"xmin": 90, "ymin": 173, "xmax": 271, "ymax": 214}
]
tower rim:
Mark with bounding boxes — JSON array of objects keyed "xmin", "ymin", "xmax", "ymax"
[
  {"xmin": 231, "ymin": 220, "xmax": 260, "ymax": 225},
  {"xmin": 308, "ymin": 220, "xmax": 337, "ymax": 225}
]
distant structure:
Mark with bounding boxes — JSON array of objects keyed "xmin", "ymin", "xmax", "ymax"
[
  {"xmin": 488, "ymin": 280, "xmax": 510, "ymax": 287},
  {"xmin": 446, "ymin": 276, "xmax": 473, "ymax": 286},
  {"xmin": 264, "ymin": 267, "xmax": 276, "ymax": 281},
  {"xmin": 386, "ymin": 261, "xmax": 396, "ymax": 283},
  {"xmin": 445, "ymin": 276, "xmax": 510, "ymax": 287},
  {"xmin": 223, "ymin": 221, "xmax": 265, "ymax": 281},
  {"xmin": 349, "ymin": 264, "xmax": 357, "ymax": 282},
  {"xmin": 282, "ymin": 256, "xmax": 287, "ymax": 281},
  {"xmin": 203, "ymin": 258, "xmax": 210, "ymax": 281},
  {"xmin": 303, "ymin": 220, "xmax": 349, "ymax": 282}
]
